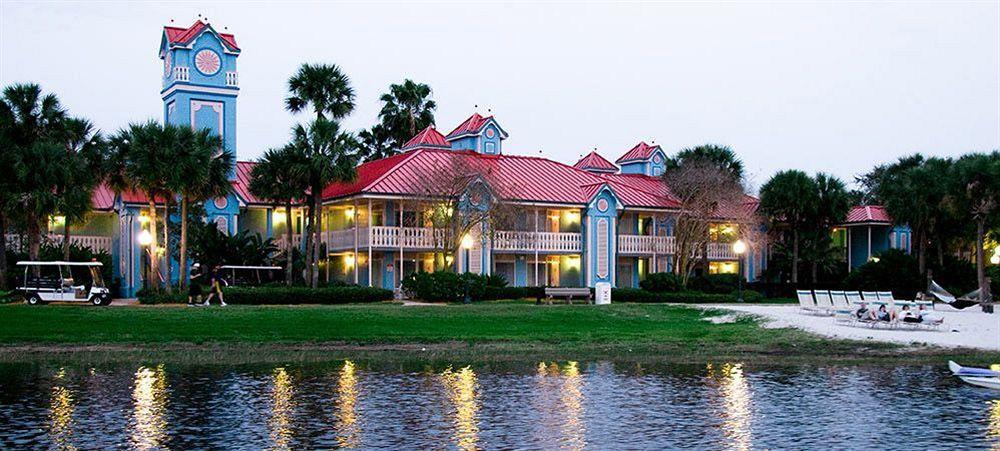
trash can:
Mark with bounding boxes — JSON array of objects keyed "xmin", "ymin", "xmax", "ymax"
[{"xmin": 595, "ymin": 282, "xmax": 611, "ymax": 305}]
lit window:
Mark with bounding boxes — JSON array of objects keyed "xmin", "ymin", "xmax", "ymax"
[{"xmin": 709, "ymin": 261, "xmax": 739, "ymax": 274}]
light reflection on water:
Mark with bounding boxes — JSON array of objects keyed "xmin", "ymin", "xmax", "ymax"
[
  {"xmin": 269, "ymin": 367, "xmax": 294, "ymax": 450},
  {"xmin": 1, "ymin": 361, "xmax": 997, "ymax": 449},
  {"xmin": 130, "ymin": 365, "xmax": 168, "ymax": 450},
  {"xmin": 49, "ymin": 368, "xmax": 76, "ymax": 451},
  {"xmin": 335, "ymin": 360, "xmax": 360, "ymax": 448},
  {"xmin": 440, "ymin": 366, "xmax": 480, "ymax": 450}
]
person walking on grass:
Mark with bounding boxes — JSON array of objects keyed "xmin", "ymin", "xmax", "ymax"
[
  {"xmin": 187, "ymin": 263, "xmax": 205, "ymax": 307},
  {"xmin": 202, "ymin": 265, "xmax": 227, "ymax": 307}
]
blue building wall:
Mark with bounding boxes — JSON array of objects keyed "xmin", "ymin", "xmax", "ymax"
[{"xmin": 584, "ymin": 186, "xmax": 620, "ymax": 287}]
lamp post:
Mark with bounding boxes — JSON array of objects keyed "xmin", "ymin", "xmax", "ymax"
[
  {"xmin": 461, "ymin": 234, "xmax": 473, "ymax": 304},
  {"xmin": 137, "ymin": 230, "xmax": 153, "ymax": 290},
  {"xmin": 732, "ymin": 239, "xmax": 747, "ymax": 302}
]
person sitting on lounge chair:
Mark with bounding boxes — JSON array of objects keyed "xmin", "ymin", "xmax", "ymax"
[
  {"xmin": 900, "ymin": 305, "xmax": 922, "ymax": 323},
  {"xmin": 875, "ymin": 305, "xmax": 896, "ymax": 322},
  {"xmin": 916, "ymin": 304, "xmax": 944, "ymax": 325},
  {"xmin": 855, "ymin": 302, "xmax": 871, "ymax": 320}
]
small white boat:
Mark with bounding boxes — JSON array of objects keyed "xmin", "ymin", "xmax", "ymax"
[{"xmin": 949, "ymin": 361, "xmax": 1000, "ymax": 390}]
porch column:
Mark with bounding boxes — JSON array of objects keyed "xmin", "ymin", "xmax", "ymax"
[
  {"xmin": 867, "ymin": 226, "xmax": 872, "ymax": 262},
  {"xmin": 353, "ymin": 199, "xmax": 359, "ymax": 285},
  {"xmin": 367, "ymin": 199, "xmax": 373, "ymax": 287},
  {"xmin": 399, "ymin": 200, "xmax": 404, "ymax": 288},
  {"xmin": 534, "ymin": 208, "xmax": 539, "ymax": 286}
]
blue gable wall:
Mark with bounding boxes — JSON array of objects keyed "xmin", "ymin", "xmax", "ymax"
[
  {"xmin": 618, "ymin": 149, "xmax": 665, "ymax": 176},
  {"xmin": 447, "ymin": 120, "xmax": 504, "ymax": 155},
  {"xmin": 584, "ymin": 187, "xmax": 621, "ymax": 287}
]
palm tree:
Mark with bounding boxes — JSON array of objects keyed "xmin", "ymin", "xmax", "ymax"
[
  {"xmin": 759, "ymin": 170, "xmax": 819, "ymax": 284},
  {"xmin": 285, "ymin": 63, "xmax": 355, "ymax": 121},
  {"xmin": 108, "ymin": 121, "xmax": 173, "ymax": 291},
  {"xmin": 358, "ymin": 124, "xmax": 395, "ymax": 162},
  {"xmin": 665, "ymin": 144, "xmax": 744, "ymax": 181},
  {"xmin": 805, "ymin": 173, "xmax": 851, "ymax": 282},
  {"xmin": 949, "ymin": 152, "xmax": 1000, "ymax": 308},
  {"xmin": 378, "ymin": 79, "xmax": 436, "ymax": 147},
  {"xmin": 289, "ymin": 118, "xmax": 359, "ymax": 287},
  {"xmin": 171, "ymin": 127, "xmax": 229, "ymax": 288},
  {"xmin": 250, "ymin": 144, "xmax": 308, "ymax": 285},
  {"xmin": 56, "ymin": 118, "xmax": 107, "ymax": 260},
  {"xmin": 1, "ymin": 83, "xmax": 66, "ymax": 263},
  {"xmin": 284, "ymin": 63, "xmax": 357, "ymax": 285}
]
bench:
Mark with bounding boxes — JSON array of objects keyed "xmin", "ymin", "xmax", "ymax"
[{"xmin": 540, "ymin": 287, "xmax": 592, "ymax": 305}]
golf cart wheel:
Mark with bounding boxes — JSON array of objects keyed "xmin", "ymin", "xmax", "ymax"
[
  {"xmin": 91, "ymin": 295, "xmax": 110, "ymax": 306},
  {"xmin": 26, "ymin": 294, "xmax": 45, "ymax": 306}
]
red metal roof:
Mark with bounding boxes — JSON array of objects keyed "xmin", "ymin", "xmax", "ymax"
[
  {"xmin": 164, "ymin": 20, "xmax": 239, "ymax": 51},
  {"xmin": 233, "ymin": 161, "xmax": 263, "ymax": 205},
  {"xmin": 445, "ymin": 113, "xmax": 494, "ymax": 140},
  {"xmin": 573, "ymin": 151, "xmax": 618, "ymax": 173},
  {"xmin": 615, "ymin": 141, "xmax": 662, "ymax": 163},
  {"xmin": 401, "ymin": 126, "xmax": 450, "ymax": 150},
  {"xmin": 322, "ymin": 148, "xmax": 682, "ymax": 209},
  {"xmin": 844, "ymin": 205, "xmax": 892, "ymax": 224},
  {"xmin": 91, "ymin": 183, "xmax": 115, "ymax": 211}
]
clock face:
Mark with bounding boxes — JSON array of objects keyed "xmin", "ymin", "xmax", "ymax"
[
  {"xmin": 164, "ymin": 53, "xmax": 172, "ymax": 77},
  {"xmin": 194, "ymin": 49, "xmax": 221, "ymax": 75}
]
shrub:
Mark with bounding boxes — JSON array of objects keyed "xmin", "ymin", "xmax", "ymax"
[
  {"xmin": 843, "ymin": 249, "xmax": 923, "ymax": 298},
  {"xmin": 733, "ymin": 289, "xmax": 764, "ymax": 303},
  {"xmin": 639, "ymin": 272, "xmax": 683, "ymax": 292},
  {"xmin": 138, "ymin": 286, "xmax": 393, "ymax": 305},
  {"xmin": 611, "ymin": 288, "xmax": 735, "ymax": 303},
  {"xmin": 402, "ymin": 271, "xmax": 543, "ymax": 302},
  {"xmin": 688, "ymin": 274, "xmax": 742, "ymax": 294}
]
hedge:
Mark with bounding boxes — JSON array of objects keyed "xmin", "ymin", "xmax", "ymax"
[
  {"xmin": 611, "ymin": 288, "xmax": 755, "ymax": 303},
  {"xmin": 401, "ymin": 271, "xmax": 543, "ymax": 302},
  {"xmin": 139, "ymin": 286, "xmax": 394, "ymax": 305}
]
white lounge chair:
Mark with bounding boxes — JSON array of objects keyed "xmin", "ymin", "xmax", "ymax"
[
  {"xmin": 845, "ymin": 291, "xmax": 863, "ymax": 306},
  {"xmin": 861, "ymin": 291, "xmax": 885, "ymax": 306},
  {"xmin": 796, "ymin": 290, "xmax": 823, "ymax": 315},
  {"xmin": 812, "ymin": 290, "xmax": 835, "ymax": 315},
  {"xmin": 829, "ymin": 290, "xmax": 853, "ymax": 323}
]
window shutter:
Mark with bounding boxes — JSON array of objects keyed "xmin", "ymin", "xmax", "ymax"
[{"xmin": 597, "ymin": 218, "xmax": 609, "ymax": 278}]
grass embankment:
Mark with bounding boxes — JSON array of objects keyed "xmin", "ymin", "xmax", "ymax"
[{"xmin": 0, "ymin": 303, "xmax": 993, "ymax": 365}]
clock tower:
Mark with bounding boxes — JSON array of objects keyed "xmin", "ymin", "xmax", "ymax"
[{"xmin": 159, "ymin": 19, "xmax": 242, "ymax": 233}]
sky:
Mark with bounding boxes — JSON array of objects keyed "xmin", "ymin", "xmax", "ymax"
[{"xmin": 1, "ymin": 1, "xmax": 997, "ymax": 192}]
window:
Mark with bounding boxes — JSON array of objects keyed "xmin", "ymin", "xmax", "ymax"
[
  {"xmin": 709, "ymin": 223, "xmax": 738, "ymax": 242},
  {"xmin": 708, "ymin": 261, "xmax": 739, "ymax": 275}
]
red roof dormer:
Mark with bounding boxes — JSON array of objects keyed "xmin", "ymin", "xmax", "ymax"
[
  {"xmin": 574, "ymin": 151, "xmax": 618, "ymax": 174},
  {"xmin": 615, "ymin": 141, "xmax": 662, "ymax": 164},
  {"xmin": 401, "ymin": 126, "xmax": 450, "ymax": 151}
]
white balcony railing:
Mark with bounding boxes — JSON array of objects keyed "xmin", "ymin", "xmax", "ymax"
[
  {"xmin": 617, "ymin": 235, "xmax": 675, "ymax": 255},
  {"xmin": 225, "ymin": 71, "xmax": 238, "ymax": 87},
  {"xmin": 706, "ymin": 242, "xmax": 737, "ymax": 260},
  {"xmin": 493, "ymin": 231, "xmax": 581, "ymax": 253},
  {"xmin": 273, "ymin": 234, "xmax": 304, "ymax": 250},
  {"xmin": 5, "ymin": 233, "xmax": 111, "ymax": 254}
]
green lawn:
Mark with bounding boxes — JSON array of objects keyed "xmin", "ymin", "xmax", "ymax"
[{"xmin": 0, "ymin": 303, "xmax": 991, "ymax": 364}]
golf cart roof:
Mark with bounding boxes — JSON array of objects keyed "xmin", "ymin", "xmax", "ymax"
[
  {"xmin": 16, "ymin": 261, "xmax": 104, "ymax": 267},
  {"xmin": 219, "ymin": 265, "xmax": 282, "ymax": 270}
]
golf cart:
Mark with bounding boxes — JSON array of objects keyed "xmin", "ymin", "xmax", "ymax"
[{"xmin": 16, "ymin": 261, "xmax": 112, "ymax": 306}]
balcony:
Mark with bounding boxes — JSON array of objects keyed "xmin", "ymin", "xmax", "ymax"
[
  {"xmin": 493, "ymin": 231, "xmax": 582, "ymax": 253},
  {"xmin": 322, "ymin": 227, "xmax": 582, "ymax": 254},
  {"xmin": 617, "ymin": 235, "xmax": 675, "ymax": 255},
  {"xmin": 706, "ymin": 242, "xmax": 737, "ymax": 260},
  {"xmin": 5, "ymin": 234, "xmax": 111, "ymax": 254}
]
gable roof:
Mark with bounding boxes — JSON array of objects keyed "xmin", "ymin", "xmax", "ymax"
[
  {"xmin": 233, "ymin": 161, "xmax": 264, "ymax": 205},
  {"xmin": 616, "ymin": 141, "xmax": 663, "ymax": 164},
  {"xmin": 164, "ymin": 20, "xmax": 240, "ymax": 52},
  {"xmin": 92, "ymin": 183, "xmax": 115, "ymax": 211},
  {"xmin": 573, "ymin": 151, "xmax": 618, "ymax": 173},
  {"xmin": 321, "ymin": 148, "xmax": 682, "ymax": 209},
  {"xmin": 844, "ymin": 205, "xmax": 892, "ymax": 224},
  {"xmin": 401, "ymin": 126, "xmax": 450, "ymax": 150},
  {"xmin": 445, "ymin": 113, "xmax": 507, "ymax": 140}
]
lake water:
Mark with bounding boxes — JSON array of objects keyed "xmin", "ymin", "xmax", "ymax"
[{"xmin": 0, "ymin": 360, "xmax": 997, "ymax": 450}]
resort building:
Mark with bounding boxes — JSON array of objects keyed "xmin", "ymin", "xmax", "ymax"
[{"xmin": 27, "ymin": 19, "xmax": 909, "ymax": 296}]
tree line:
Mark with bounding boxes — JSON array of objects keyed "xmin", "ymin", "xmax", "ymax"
[{"xmin": 0, "ymin": 64, "xmax": 440, "ymax": 291}]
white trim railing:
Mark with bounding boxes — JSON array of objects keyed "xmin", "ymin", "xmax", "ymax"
[
  {"xmin": 706, "ymin": 242, "xmax": 737, "ymax": 260},
  {"xmin": 617, "ymin": 235, "xmax": 675, "ymax": 255},
  {"xmin": 273, "ymin": 234, "xmax": 303, "ymax": 250},
  {"xmin": 493, "ymin": 231, "xmax": 581, "ymax": 253},
  {"xmin": 5, "ymin": 233, "xmax": 111, "ymax": 254}
]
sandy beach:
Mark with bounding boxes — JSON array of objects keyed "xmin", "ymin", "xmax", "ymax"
[{"xmin": 706, "ymin": 304, "xmax": 1000, "ymax": 350}]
